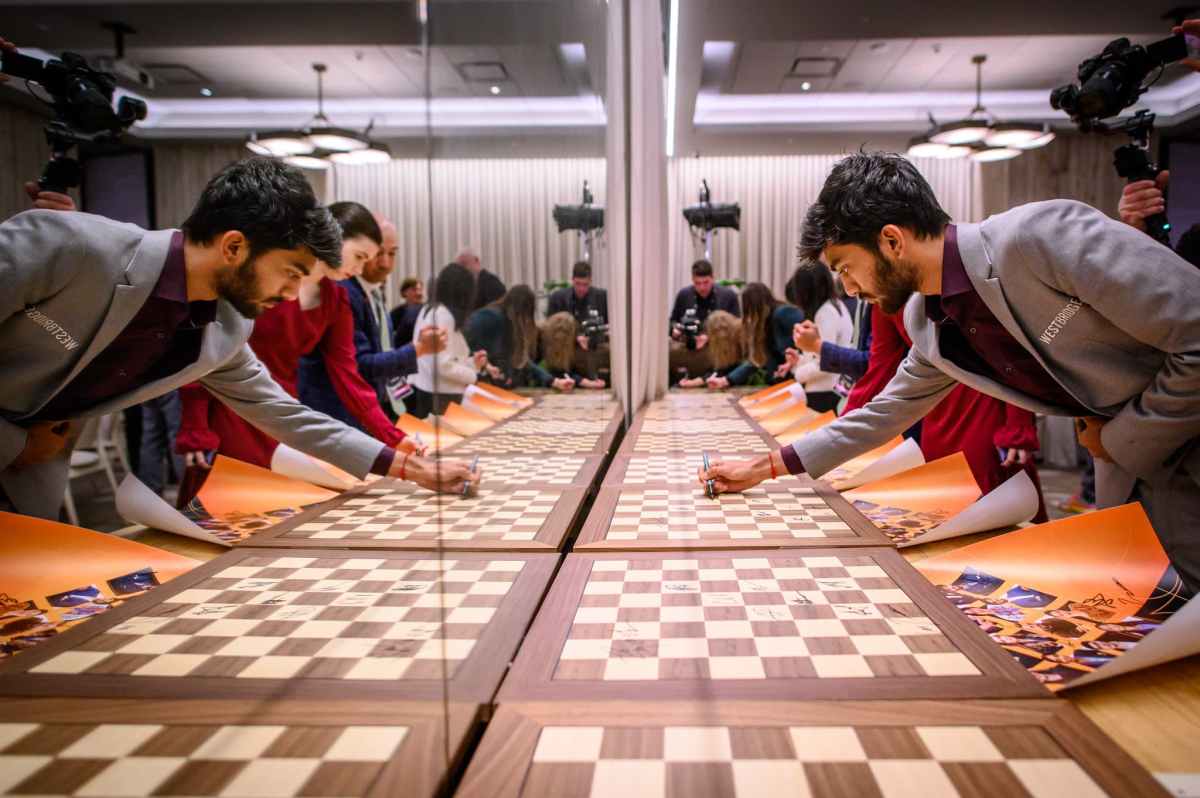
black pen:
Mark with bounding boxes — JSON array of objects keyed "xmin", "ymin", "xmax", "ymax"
[
  {"xmin": 702, "ymin": 451, "xmax": 715, "ymax": 499},
  {"xmin": 463, "ymin": 455, "xmax": 479, "ymax": 497}
]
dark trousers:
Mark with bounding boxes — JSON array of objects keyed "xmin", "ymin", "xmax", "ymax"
[
  {"xmin": 805, "ymin": 391, "xmax": 839, "ymax": 413},
  {"xmin": 410, "ymin": 387, "xmax": 461, "ymax": 419},
  {"xmin": 137, "ymin": 391, "xmax": 183, "ymax": 495}
]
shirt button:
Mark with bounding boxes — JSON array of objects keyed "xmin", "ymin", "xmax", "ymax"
[
  {"xmin": 156, "ymin": 332, "xmax": 165, "ymax": 340},
  {"xmin": 968, "ymin": 327, "xmax": 977, "ymax": 334},
  {"xmin": 118, "ymin": 369, "xmax": 128, "ymax": 377},
  {"xmin": 1004, "ymin": 366, "xmax": 1014, "ymax": 373}
]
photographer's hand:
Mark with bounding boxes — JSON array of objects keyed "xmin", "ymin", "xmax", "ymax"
[
  {"xmin": 1118, "ymin": 171, "xmax": 1168, "ymax": 232},
  {"xmin": 1174, "ymin": 20, "xmax": 1200, "ymax": 71},
  {"xmin": 576, "ymin": 335, "xmax": 590, "ymax": 351},
  {"xmin": 24, "ymin": 181, "xmax": 75, "ymax": 211}
]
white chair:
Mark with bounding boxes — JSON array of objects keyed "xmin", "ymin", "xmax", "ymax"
[{"xmin": 62, "ymin": 415, "xmax": 124, "ymax": 526}]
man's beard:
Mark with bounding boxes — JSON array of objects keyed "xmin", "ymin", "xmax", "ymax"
[
  {"xmin": 867, "ymin": 252, "xmax": 920, "ymax": 315},
  {"xmin": 216, "ymin": 258, "xmax": 284, "ymax": 319}
]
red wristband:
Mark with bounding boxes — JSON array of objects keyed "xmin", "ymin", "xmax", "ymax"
[
  {"xmin": 769, "ymin": 454, "xmax": 778, "ymax": 480},
  {"xmin": 399, "ymin": 453, "xmax": 410, "ymax": 481}
]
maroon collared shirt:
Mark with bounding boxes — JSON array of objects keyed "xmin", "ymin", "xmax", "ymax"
[
  {"xmin": 926, "ymin": 224, "xmax": 1089, "ymax": 416},
  {"xmin": 29, "ymin": 230, "xmax": 396, "ymax": 475}
]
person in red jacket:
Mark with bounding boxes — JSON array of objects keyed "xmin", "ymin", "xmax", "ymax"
[
  {"xmin": 176, "ymin": 203, "xmax": 438, "ymax": 497},
  {"xmin": 842, "ymin": 305, "xmax": 1048, "ymax": 520}
]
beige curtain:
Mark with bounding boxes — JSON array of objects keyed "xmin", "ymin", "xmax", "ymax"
[
  {"xmin": 667, "ymin": 155, "xmax": 983, "ymax": 299},
  {"xmin": 980, "ymin": 132, "xmax": 1128, "ymax": 219},
  {"xmin": 330, "ymin": 158, "xmax": 608, "ymax": 308}
]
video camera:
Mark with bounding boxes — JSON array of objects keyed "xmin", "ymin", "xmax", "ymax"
[
  {"xmin": 581, "ymin": 307, "xmax": 609, "ymax": 350},
  {"xmin": 0, "ymin": 48, "xmax": 147, "ymax": 192},
  {"xmin": 1049, "ymin": 33, "xmax": 1190, "ymax": 245},
  {"xmin": 677, "ymin": 307, "xmax": 702, "ymax": 351},
  {"xmin": 682, "ymin": 180, "xmax": 740, "ymax": 232}
]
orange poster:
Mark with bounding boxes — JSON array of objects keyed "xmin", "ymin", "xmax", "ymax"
[
  {"xmin": 395, "ymin": 414, "xmax": 464, "ymax": 452},
  {"xmin": 465, "ymin": 391, "xmax": 521, "ymax": 420},
  {"xmin": 843, "ymin": 453, "xmax": 981, "ymax": 544},
  {"xmin": 178, "ymin": 456, "xmax": 338, "ymax": 544},
  {"xmin": 823, "ymin": 437, "xmax": 919, "ymax": 490},
  {"xmin": 441, "ymin": 402, "xmax": 494, "ymax": 436},
  {"xmin": 1, "ymin": 513, "xmax": 198, "ymax": 659},
  {"xmin": 473, "ymin": 382, "xmax": 534, "ymax": 407},
  {"xmin": 915, "ymin": 504, "xmax": 1191, "ymax": 690},
  {"xmin": 737, "ymin": 381, "xmax": 792, "ymax": 407},
  {"xmin": 747, "ymin": 389, "xmax": 801, "ymax": 420},
  {"xmin": 774, "ymin": 410, "xmax": 835, "ymax": 446},
  {"xmin": 758, "ymin": 404, "xmax": 817, "ymax": 435}
]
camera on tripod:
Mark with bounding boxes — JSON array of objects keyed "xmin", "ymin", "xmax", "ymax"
[
  {"xmin": 676, "ymin": 307, "xmax": 702, "ymax": 351},
  {"xmin": 581, "ymin": 308, "xmax": 609, "ymax": 350},
  {"xmin": 1049, "ymin": 32, "xmax": 1190, "ymax": 245},
  {"xmin": 0, "ymin": 48, "xmax": 148, "ymax": 193}
]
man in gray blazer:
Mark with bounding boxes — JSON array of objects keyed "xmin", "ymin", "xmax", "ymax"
[
  {"xmin": 0, "ymin": 157, "xmax": 477, "ymax": 519},
  {"xmin": 703, "ymin": 152, "xmax": 1200, "ymax": 594}
]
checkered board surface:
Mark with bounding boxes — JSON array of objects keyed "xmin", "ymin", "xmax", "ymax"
[
  {"xmin": 629, "ymin": 432, "xmax": 769, "ymax": 453},
  {"xmin": 496, "ymin": 419, "xmax": 613, "ymax": 436},
  {"xmin": 0, "ymin": 699, "xmax": 477, "ymax": 798},
  {"xmin": 0, "ymin": 551, "xmax": 553, "ymax": 701},
  {"xmin": 458, "ymin": 701, "xmax": 1160, "ymax": 798},
  {"xmin": 608, "ymin": 454, "xmax": 785, "ymax": 486},
  {"xmin": 500, "ymin": 550, "xmax": 1043, "ymax": 701},
  {"xmin": 579, "ymin": 486, "xmax": 884, "ymax": 550},
  {"xmin": 464, "ymin": 433, "xmax": 602, "ymax": 454},
  {"xmin": 0, "ymin": 721, "xmax": 411, "ymax": 797},
  {"xmin": 639, "ymin": 419, "xmax": 754, "ymax": 435},
  {"xmin": 536, "ymin": 394, "xmax": 617, "ymax": 409},
  {"xmin": 267, "ymin": 486, "xmax": 573, "ymax": 547},
  {"xmin": 472, "ymin": 455, "xmax": 596, "ymax": 485}
]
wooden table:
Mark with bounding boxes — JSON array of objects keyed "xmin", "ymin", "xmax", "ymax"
[{"xmin": 904, "ymin": 529, "xmax": 1200, "ymax": 775}]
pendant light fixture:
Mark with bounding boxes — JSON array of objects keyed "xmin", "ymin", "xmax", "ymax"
[
  {"xmin": 907, "ymin": 54, "xmax": 1053, "ymax": 162},
  {"xmin": 246, "ymin": 63, "xmax": 391, "ymax": 168}
]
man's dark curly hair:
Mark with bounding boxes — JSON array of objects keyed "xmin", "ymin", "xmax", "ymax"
[
  {"xmin": 182, "ymin": 157, "xmax": 343, "ymax": 267},
  {"xmin": 799, "ymin": 152, "xmax": 950, "ymax": 262}
]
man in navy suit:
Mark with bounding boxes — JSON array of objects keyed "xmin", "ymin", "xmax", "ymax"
[{"xmin": 299, "ymin": 215, "xmax": 445, "ymax": 425}]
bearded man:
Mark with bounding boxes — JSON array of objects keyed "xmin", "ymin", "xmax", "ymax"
[
  {"xmin": 0, "ymin": 157, "xmax": 478, "ymax": 518},
  {"xmin": 701, "ymin": 151, "xmax": 1200, "ymax": 594}
]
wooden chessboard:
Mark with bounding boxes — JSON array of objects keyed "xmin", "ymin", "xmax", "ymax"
[
  {"xmin": 0, "ymin": 550, "xmax": 554, "ymax": 702},
  {"xmin": 457, "ymin": 700, "xmax": 1167, "ymax": 798},
  {"xmin": 0, "ymin": 697, "xmax": 479, "ymax": 798},
  {"xmin": 499, "ymin": 549, "xmax": 1042, "ymax": 702}
]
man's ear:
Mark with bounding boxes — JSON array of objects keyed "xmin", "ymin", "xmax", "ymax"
[
  {"xmin": 878, "ymin": 224, "xmax": 905, "ymax": 259},
  {"xmin": 218, "ymin": 230, "xmax": 249, "ymax": 265}
]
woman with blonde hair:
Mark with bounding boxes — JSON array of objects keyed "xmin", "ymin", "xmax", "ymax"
[
  {"xmin": 708, "ymin": 283, "xmax": 803, "ymax": 388},
  {"xmin": 466, "ymin": 286, "xmax": 572, "ymax": 391},
  {"xmin": 541, "ymin": 312, "xmax": 605, "ymax": 389},
  {"xmin": 679, "ymin": 310, "xmax": 743, "ymax": 388}
]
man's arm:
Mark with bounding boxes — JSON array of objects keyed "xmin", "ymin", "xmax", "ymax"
[
  {"xmin": 669, "ymin": 288, "xmax": 687, "ymax": 327},
  {"xmin": 596, "ymin": 289, "xmax": 609, "ymax": 324},
  {"xmin": 547, "ymin": 290, "xmax": 566, "ymax": 318},
  {"xmin": 721, "ymin": 287, "xmax": 742, "ymax": 317},
  {"xmin": 200, "ymin": 344, "xmax": 389, "ymax": 478},
  {"xmin": 1016, "ymin": 200, "xmax": 1200, "ymax": 477}
]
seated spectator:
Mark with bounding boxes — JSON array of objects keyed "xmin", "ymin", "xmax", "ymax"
[
  {"xmin": 541, "ymin": 312, "xmax": 606, "ymax": 390},
  {"xmin": 782, "ymin": 262, "xmax": 852, "ymax": 412},
  {"xmin": 466, "ymin": 286, "xmax": 575, "ymax": 391},
  {"xmin": 410, "ymin": 263, "xmax": 487, "ymax": 417},
  {"xmin": 708, "ymin": 283, "xmax": 803, "ymax": 388},
  {"xmin": 390, "ymin": 276, "xmax": 425, "ymax": 349},
  {"xmin": 677, "ymin": 310, "xmax": 743, "ymax": 388},
  {"xmin": 457, "ymin": 247, "xmax": 507, "ymax": 310},
  {"xmin": 548, "ymin": 260, "xmax": 610, "ymax": 382},
  {"xmin": 669, "ymin": 259, "xmax": 741, "ymax": 383}
]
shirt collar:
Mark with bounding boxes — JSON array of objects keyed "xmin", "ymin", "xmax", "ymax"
[
  {"xmin": 154, "ymin": 231, "xmax": 188, "ymax": 303},
  {"xmin": 356, "ymin": 275, "xmax": 384, "ymax": 298},
  {"xmin": 940, "ymin": 224, "xmax": 972, "ymax": 298}
]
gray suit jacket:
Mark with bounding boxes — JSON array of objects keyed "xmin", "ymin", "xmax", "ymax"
[
  {"xmin": 793, "ymin": 199, "xmax": 1200, "ymax": 493},
  {"xmin": 0, "ymin": 210, "xmax": 387, "ymax": 517}
]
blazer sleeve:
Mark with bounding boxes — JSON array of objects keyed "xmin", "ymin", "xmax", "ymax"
[
  {"xmin": 791, "ymin": 346, "xmax": 957, "ymax": 477},
  {"xmin": 818, "ymin": 342, "xmax": 869, "ymax": 380},
  {"xmin": 1014, "ymin": 201, "xmax": 1200, "ymax": 477},
  {"xmin": 349, "ymin": 289, "xmax": 418, "ymax": 381},
  {"xmin": 199, "ymin": 343, "xmax": 389, "ymax": 478},
  {"xmin": 319, "ymin": 290, "xmax": 405, "ymax": 446}
]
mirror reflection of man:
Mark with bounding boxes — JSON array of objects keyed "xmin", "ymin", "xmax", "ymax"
[
  {"xmin": 548, "ymin": 261, "xmax": 609, "ymax": 383},
  {"xmin": 390, "ymin": 276, "xmax": 425, "ymax": 349},
  {"xmin": 457, "ymin": 247, "xmax": 506, "ymax": 310},
  {"xmin": 668, "ymin": 259, "xmax": 741, "ymax": 383}
]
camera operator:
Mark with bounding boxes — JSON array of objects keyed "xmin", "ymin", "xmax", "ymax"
[
  {"xmin": 547, "ymin": 261, "xmax": 609, "ymax": 383},
  {"xmin": 668, "ymin": 259, "xmax": 740, "ymax": 384},
  {"xmin": 701, "ymin": 152, "xmax": 1200, "ymax": 596}
]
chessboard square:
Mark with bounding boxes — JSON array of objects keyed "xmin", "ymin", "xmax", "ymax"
[
  {"xmin": 217, "ymin": 566, "xmax": 266, "ymax": 579},
  {"xmin": 168, "ymin": 589, "xmax": 223, "ymax": 604},
  {"xmin": 704, "ymin": 621, "xmax": 754, "ymax": 639},
  {"xmin": 751, "ymin": 636, "xmax": 810, "ymax": 658},
  {"xmin": 584, "ymin": 581, "xmax": 625, "ymax": 595},
  {"xmin": 0, "ymin": 755, "xmax": 52, "ymax": 793},
  {"xmin": 60, "ymin": 725, "xmax": 162, "ymax": 759},
  {"xmin": 788, "ymin": 728, "xmax": 866, "ymax": 762},
  {"xmin": 656, "ymin": 637, "xmax": 712, "ymax": 659},
  {"xmin": 338, "ymin": 558, "xmax": 387, "ymax": 571},
  {"xmin": 315, "ymin": 638, "xmax": 378, "ymax": 659},
  {"xmin": 915, "ymin": 727, "xmax": 1003, "ymax": 762},
  {"xmin": 218, "ymin": 757, "xmax": 319, "ymax": 797},
  {"xmin": 603, "ymin": 657, "xmax": 660, "ymax": 680},
  {"xmin": 115, "ymin": 633, "xmax": 195, "ymax": 655},
  {"xmin": 132, "ymin": 654, "xmax": 209, "ymax": 677},
  {"xmin": 708, "ymin": 656, "xmax": 766, "ymax": 679},
  {"xmin": 108, "ymin": 617, "xmax": 175, "ymax": 636},
  {"xmin": 591, "ymin": 760, "xmax": 666, "ymax": 798},
  {"xmin": 868, "ymin": 760, "xmax": 959, "ymax": 798},
  {"xmin": 215, "ymin": 636, "xmax": 287, "ymax": 658},
  {"xmin": 74, "ymin": 756, "xmax": 185, "ymax": 797},
  {"xmin": 864, "ymin": 589, "xmax": 912, "ymax": 604},
  {"xmin": 344, "ymin": 657, "xmax": 412, "ymax": 680},
  {"xmin": 851, "ymin": 635, "xmax": 911, "ymax": 657},
  {"xmin": 268, "ymin": 557, "xmax": 317, "ymax": 569},
  {"xmin": 794, "ymin": 619, "xmax": 848, "ymax": 638},
  {"xmin": 811, "ymin": 654, "xmax": 873, "ymax": 678},
  {"xmin": 887, "ymin": 617, "xmax": 942, "ymax": 636},
  {"xmin": 659, "ymin": 606, "xmax": 706, "ymax": 623},
  {"xmin": 731, "ymin": 761, "xmax": 810, "ymax": 797},
  {"xmin": 914, "ymin": 653, "xmax": 980, "ymax": 676},
  {"xmin": 445, "ymin": 606, "xmax": 498, "ymax": 624},
  {"xmin": 30, "ymin": 650, "xmax": 111, "ymax": 674},
  {"xmin": 193, "ymin": 726, "xmax": 286, "ymax": 760},
  {"xmin": 533, "ymin": 727, "xmax": 604, "ymax": 762},
  {"xmin": 663, "ymin": 727, "xmax": 732, "ymax": 762},
  {"xmin": 198, "ymin": 619, "xmax": 264, "ymax": 637},
  {"xmin": 413, "ymin": 592, "xmax": 467, "ymax": 608},
  {"xmin": 618, "ymin": 593, "xmax": 663, "ymax": 608},
  {"xmin": 561, "ymin": 638, "xmax": 617, "ymax": 660},
  {"xmin": 414, "ymin": 638, "xmax": 476, "ymax": 659},
  {"xmin": 1008, "ymin": 759, "xmax": 1108, "ymax": 798},
  {"xmin": 487, "ymin": 560, "xmax": 528, "ymax": 572},
  {"xmin": 233, "ymin": 656, "xmax": 309, "ymax": 679},
  {"xmin": 591, "ymin": 561, "xmax": 631, "ymax": 572},
  {"xmin": 324, "ymin": 727, "xmax": 408, "ymax": 761},
  {"xmin": 266, "ymin": 605, "xmax": 325, "ymax": 622},
  {"xmin": 0, "ymin": 724, "xmax": 39, "ymax": 751},
  {"xmin": 576, "ymin": 607, "xmax": 621, "ymax": 624},
  {"xmin": 356, "ymin": 606, "xmax": 410, "ymax": 623}
]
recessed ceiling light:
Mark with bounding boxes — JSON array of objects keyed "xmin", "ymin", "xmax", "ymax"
[
  {"xmin": 200, "ymin": 87, "xmax": 213, "ymax": 97},
  {"xmin": 490, "ymin": 85, "xmax": 501, "ymax": 95},
  {"xmin": 800, "ymin": 81, "xmax": 812, "ymax": 91}
]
